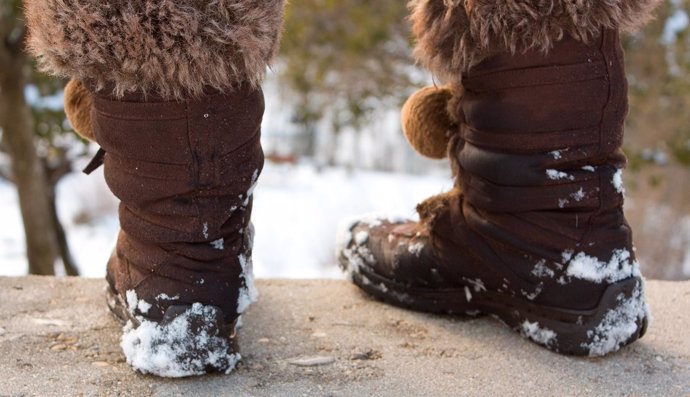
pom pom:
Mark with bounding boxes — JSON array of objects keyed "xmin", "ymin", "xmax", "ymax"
[
  {"xmin": 401, "ymin": 86, "xmax": 456, "ymax": 159},
  {"xmin": 64, "ymin": 79, "xmax": 95, "ymax": 142}
]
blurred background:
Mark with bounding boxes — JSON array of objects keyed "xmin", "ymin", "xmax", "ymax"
[{"xmin": 0, "ymin": 1, "xmax": 689, "ymax": 280}]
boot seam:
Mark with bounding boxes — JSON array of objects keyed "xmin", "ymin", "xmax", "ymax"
[
  {"xmin": 184, "ymin": 99, "xmax": 206, "ymax": 243},
  {"xmin": 579, "ymin": 29, "xmax": 617, "ymax": 248}
]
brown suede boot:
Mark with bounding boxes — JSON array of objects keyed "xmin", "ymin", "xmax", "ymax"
[
  {"xmin": 338, "ymin": 0, "xmax": 659, "ymax": 356},
  {"xmin": 25, "ymin": 0, "xmax": 285, "ymax": 376}
]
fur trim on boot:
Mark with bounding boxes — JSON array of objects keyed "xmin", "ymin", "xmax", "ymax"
[
  {"xmin": 25, "ymin": 0, "xmax": 286, "ymax": 99},
  {"xmin": 410, "ymin": 0, "xmax": 661, "ymax": 82},
  {"xmin": 416, "ymin": 187, "xmax": 461, "ymax": 226},
  {"xmin": 417, "ymin": 133, "xmax": 464, "ymax": 227},
  {"xmin": 64, "ymin": 79, "xmax": 95, "ymax": 142},
  {"xmin": 401, "ymin": 85, "xmax": 456, "ymax": 159}
]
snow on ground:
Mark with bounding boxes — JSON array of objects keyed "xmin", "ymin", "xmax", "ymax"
[
  {"xmin": 0, "ymin": 163, "xmax": 452, "ymax": 279},
  {"xmin": 0, "ymin": 165, "xmax": 120, "ymax": 278},
  {"xmin": 0, "ymin": 182, "xmax": 27, "ymax": 277},
  {"xmin": 252, "ymin": 164, "xmax": 451, "ymax": 278}
]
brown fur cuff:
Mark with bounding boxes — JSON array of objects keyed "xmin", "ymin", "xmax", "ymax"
[
  {"xmin": 410, "ymin": 0, "xmax": 661, "ymax": 82},
  {"xmin": 64, "ymin": 79, "xmax": 95, "ymax": 142},
  {"xmin": 25, "ymin": 0, "xmax": 286, "ymax": 99}
]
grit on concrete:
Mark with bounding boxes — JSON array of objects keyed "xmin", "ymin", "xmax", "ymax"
[{"xmin": 0, "ymin": 277, "xmax": 688, "ymax": 397}]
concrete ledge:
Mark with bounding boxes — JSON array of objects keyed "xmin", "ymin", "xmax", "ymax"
[{"xmin": 0, "ymin": 277, "xmax": 688, "ymax": 396}]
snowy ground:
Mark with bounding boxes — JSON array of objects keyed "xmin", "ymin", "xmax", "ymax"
[{"xmin": 0, "ymin": 163, "xmax": 452, "ymax": 279}]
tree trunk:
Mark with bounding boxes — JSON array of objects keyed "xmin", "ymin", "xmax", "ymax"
[
  {"xmin": 48, "ymin": 182, "xmax": 79, "ymax": 276},
  {"xmin": 0, "ymin": 55, "xmax": 59, "ymax": 275}
]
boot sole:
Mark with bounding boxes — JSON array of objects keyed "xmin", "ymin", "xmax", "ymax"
[{"xmin": 348, "ymin": 262, "xmax": 648, "ymax": 357}]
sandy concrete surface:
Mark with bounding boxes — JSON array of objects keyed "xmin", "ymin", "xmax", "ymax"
[{"xmin": 0, "ymin": 277, "xmax": 688, "ymax": 397}]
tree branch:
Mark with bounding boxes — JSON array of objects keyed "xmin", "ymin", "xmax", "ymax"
[
  {"xmin": 0, "ymin": 2, "xmax": 26, "ymax": 72},
  {"xmin": 44, "ymin": 155, "xmax": 73, "ymax": 186}
]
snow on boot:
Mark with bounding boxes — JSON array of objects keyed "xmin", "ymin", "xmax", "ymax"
[
  {"xmin": 25, "ymin": 0, "xmax": 285, "ymax": 377},
  {"xmin": 338, "ymin": 0, "xmax": 659, "ymax": 357}
]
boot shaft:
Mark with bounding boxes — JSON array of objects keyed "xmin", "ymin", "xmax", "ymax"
[
  {"xmin": 91, "ymin": 85, "xmax": 264, "ymax": 323},
  {"xmin": 459, "ymin": 30, "xmax": 627, "ymax": 157},
  {"xmin": 450, "ymin": 30, "xmax": 635, "ymax": 267},
  {"xmin": 92, "ymin": 85, "xmax": 265, "ymax": 244}
]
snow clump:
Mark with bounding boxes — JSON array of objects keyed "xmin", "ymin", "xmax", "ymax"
[
  {"xmin": 546, "ymin": 169, "xmax": 574, "ymax": 181},
  {"xmin": 126, "ymin": 290, "xmax": 151, "ymax": 315},
  {"xmin": 237, "ymin": 253, "xmax": 259, "ymax": 314},
  {"xmin": 565, "ymin": 249, "xmax": 640, "ymax": 284},
  {"xmin": 355, "ymin": 231, "xmax": 369, "ymax": 245},
  {"xmin": 121, "ymin": 303, "xmax": 240, "ymax": 377},
  {"xmin": 570, "ymin": 188, "xmax": 586, "ymax": 202},
  {"xmin": 156, "ymin": 293, "xmax": 180, "ymax": 301},
  {"xmin": 582, "ymin": 282, "xmax": 650, "ymax": 356},
  {"xmin": 521, "ymin": 283, "xmax": 544, "ymax": 301},
  {"xmin": 211, "ymin": 238, "xmax": 224, "ymax": 250},
  {"xmin": 466, "ymin": 278, "xmax": 486, "ymax": 293},
  {"xmin": 408, "ymin": 241, "xmax": 425, "ymax": 257},
  {"xmin": 532, "ymin": 260, "xmax": 555, "ymax": 278},
  {"xmin": 612, "ymin": 169, "xmax": 625, "ymax": 194},
  {"xmin": 464, "ymin": 286, "xmax": 472, "ymax": 302},
  {"xmin": 521, "ymin": 320, "xmax": 558, "ymax": 348},
  {"xmin": 243, "ymin": 169, "xmax": 260, "ymax": 206}
]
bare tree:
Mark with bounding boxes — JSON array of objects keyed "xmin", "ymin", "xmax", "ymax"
[{"xmin": 0, "ymin": 1, "xmax": 61, "ymax": 275}]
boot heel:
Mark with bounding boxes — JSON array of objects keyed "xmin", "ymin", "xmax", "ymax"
[
  {"xmin": 106, "ymin": 285, "xmax": 241, "ymax": 376},
  {"xmin": 500, "ymin": 277, "xmax": 650, "ymax": 356}
]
